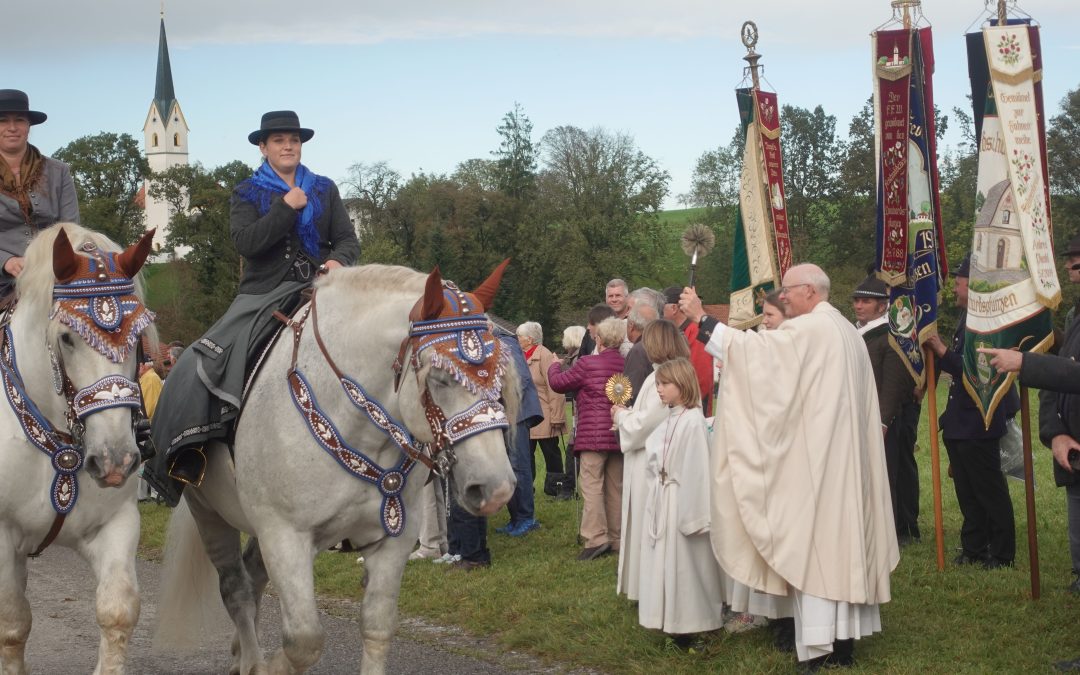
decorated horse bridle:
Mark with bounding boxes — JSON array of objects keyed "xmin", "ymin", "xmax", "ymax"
[
  {"xmin": 0, "ymin": 232, "xmax": 154, "ymax": 556},
  {"xmin": 275, "ymin": 273, "xmax": 510, "ymax": 537}
]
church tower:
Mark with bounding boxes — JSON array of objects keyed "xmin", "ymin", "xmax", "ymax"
[{"xmin": 142, "ymin": 13, "xmax": 189, "ymax": 256}]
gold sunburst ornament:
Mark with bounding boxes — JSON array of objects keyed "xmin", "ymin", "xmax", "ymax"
[{"xmin": 605, "ymin": 374, "xmax": 633, "ymax": 406}]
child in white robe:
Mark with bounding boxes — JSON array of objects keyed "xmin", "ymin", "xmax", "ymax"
[{"xmin": 637, "ymin": 358, "xmax": 726, "ymax": 641}]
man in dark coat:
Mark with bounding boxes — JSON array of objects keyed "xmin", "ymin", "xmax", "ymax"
[
  {"xmin": 926, "ymin": 256, "xmax": 1019, "ymax": 569},
  {"xmin": 852, "ymin": 274, "xmax": 920, "ymax": 545},
  {"xmin": 979, "ymin": 234, "xmax": 1080, "ymax": 591}
]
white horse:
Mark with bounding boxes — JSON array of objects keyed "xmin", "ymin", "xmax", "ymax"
[
  {"xmin": 0, "ymin": 224, "xmax": 156, "ymax": 674},
  {"xmin": 157, "ymin": 262, "xmax": 518, "ymax": 674}
]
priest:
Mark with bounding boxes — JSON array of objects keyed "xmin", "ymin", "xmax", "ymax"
[{"xmin": 679, "ymin": 263, "xmax": 899, "ymax": 671}]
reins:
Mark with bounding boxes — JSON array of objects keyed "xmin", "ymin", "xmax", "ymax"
[{"xmin": 273, "ymin": 290, "xmax": 441, "ymax": 474}]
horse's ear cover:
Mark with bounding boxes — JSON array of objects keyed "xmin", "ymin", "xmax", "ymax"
[
  {"xmin": 471, "ymin": 258, "xmax": 510, "ymax": 312},
  {"xmin": 116, "ymin": 229, "xmax": 156, "ymax": 279},
  {"xmin": 52, "ymin": 227, "xmax": 80, "ymax": 283},
  {"xmin": 419, "ymin": 266, "xmax": 445, "ymax": 321}
]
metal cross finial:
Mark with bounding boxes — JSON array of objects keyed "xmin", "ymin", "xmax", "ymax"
[
  {"xmin": 741, "ymin": 21, "xmax": 762, "ymax": 90},
  {"xmin": 890, "ymin": 0, "xmax": 920, "ymax": 29},
  {"xmin": 160, "ymin": 0, "xmax": 165, "ymax": 18}
]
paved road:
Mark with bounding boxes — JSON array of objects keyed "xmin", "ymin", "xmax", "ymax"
[{"xmin": 24, "ymin": 546, "xmax": 574, "ymax": 674}]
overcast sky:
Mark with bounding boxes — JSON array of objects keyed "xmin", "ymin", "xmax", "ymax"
[{"xmin": 9, "ymin": 0, "xmax": 1079, "ymax": 208}]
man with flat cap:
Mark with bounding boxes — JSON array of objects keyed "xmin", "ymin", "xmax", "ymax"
[
  {"xmin": 146, "ymin": 110, "xmax": 360, "ymax": 504},
  {"xmin": 0, "ymin": 89, "xmax": 79, "ymax": 298},
  {"xmin": 680, "ymin": 264, "xmax": 898, "ymax": 671},
  {"xmin": 926, "ymin": 256, "xmax": 1018, "ymax": 570},
  {"xmin": 980, "ymin": 235, "xmax": 1080, "ymax": 597},
  {"xmin": 852, "ymin": 273, "xmax": 920, "ymax": 545}
]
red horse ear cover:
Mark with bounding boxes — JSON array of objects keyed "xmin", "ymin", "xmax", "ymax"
[
  {"xmin": 116, "ymin": 229, "xmax": 156, "ymax": 279},
  {"xmin": 52, "ymin": 227, "xmax": 80, "ymax": 283},
  {"xmin": 471, "ymin": 259, "xmax": 510, "ymax": 312},
  {"xmin": 419, "ymin": 266, "xmax": 445, "ymax": 321}
]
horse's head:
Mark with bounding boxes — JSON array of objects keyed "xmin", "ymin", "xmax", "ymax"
[
  {"xmin": 33, "ymin": 226, "xmax": 156, "ymax": 488},
  {"xmin": 396, "ymin": 260, "xmax": 518, "ymax": 516}
]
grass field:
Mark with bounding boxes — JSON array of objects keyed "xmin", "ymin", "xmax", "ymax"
[{"xmin": 137, "ymin": 385, "xmax": 1080, "ymax": 674}]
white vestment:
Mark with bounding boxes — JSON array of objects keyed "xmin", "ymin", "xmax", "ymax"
[
  {"xmin": 703, "ymin": 302, "xmax": 899, "ymax": 658},
  {"xmin": 636, "ymin": 405, "xmax": 727, "ymax": 634},
  {"xmin": 613, "ymin": 369, "xmax": 667, "ymax": 600}
]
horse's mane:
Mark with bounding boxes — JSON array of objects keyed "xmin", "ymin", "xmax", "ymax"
[
  {"xmin": 17, "ymin": 223, "xmax": 159, "ymax": 346},
  {"xmin": 313, "ymin": 264, "xmax": 426, "ymax": 297}
]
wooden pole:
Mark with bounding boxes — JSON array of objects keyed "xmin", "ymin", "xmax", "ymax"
[
  {"xmin": 1020, "ymin": 386, "xmax": 1041, "ymax": 599},
  {"xmin": 925, "ymin": 348, "xmax": 945, "ymax": 570}
]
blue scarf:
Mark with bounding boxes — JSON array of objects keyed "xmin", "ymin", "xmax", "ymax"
[{"xmin": 240, "ymin": 162, "xmax": 327, "ymax": 257}]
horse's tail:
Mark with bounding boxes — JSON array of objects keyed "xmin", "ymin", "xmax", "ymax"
[{"xmin": 152, "ymin": 498, "xmax": 229, "ymax": 651}]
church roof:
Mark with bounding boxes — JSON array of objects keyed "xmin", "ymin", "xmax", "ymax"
[{"xmin": 154, "ymin": 18, "xmax": 177, "ymax": 125}]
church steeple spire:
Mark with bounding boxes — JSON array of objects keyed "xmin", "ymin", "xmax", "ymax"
[{"xmin": 154, "ymin": 17, "xmax": 176, "ymax": 126}]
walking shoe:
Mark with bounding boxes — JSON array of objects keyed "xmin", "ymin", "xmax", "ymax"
[
  {"xmin": 576, "ymin": 543, "xmax": 611, "ymax": 561},
  {"xmin": 1056, "ymin": 656, "xmax": 1080, "ymax": 672},
  {"xmin": 1069, "ymin": 575, "xmax": 1080, "ymax": 595},
  {"xmin": 495, "ymin": 521, "xmax": 518, "ymax": 535},
  {"xmin": 431, "ymin": 553, "xmax": 461, "ymax": 565},
  {"xmin": 508, "ymin": 518, "xmax": 540, "ymax": 537},
  {"xmin": 982, "ymin": 557, "xmax": 1014, "ymax": 570},
  {"xmin": 408, "ymin": 547, "xmax": 443, "ymax": 561},
  {"xmin": 448, "ymin": 559, "xmax": 490, "ymax": 572},
  {"xmin": 952, "ymin": 552, "xmax": 986, "ymax": 566}
]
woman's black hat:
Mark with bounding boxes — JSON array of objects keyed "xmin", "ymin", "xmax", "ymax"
[
  {"xmin": 248, "ymin": 110, "xmax": 314, "ymax": 145},
  {"xmin": 0, "ymin": 89, "xmax": 46, "ymax": 125}
]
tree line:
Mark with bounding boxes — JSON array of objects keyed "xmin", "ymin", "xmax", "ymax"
[{"xmin": 49, "ymin": 88, "xmax": 1080, "ymax": 346}]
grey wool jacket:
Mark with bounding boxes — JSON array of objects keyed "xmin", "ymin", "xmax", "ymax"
[{"xmin": 0, "ymin": 156, "xmax": 80, "ymax": 295}]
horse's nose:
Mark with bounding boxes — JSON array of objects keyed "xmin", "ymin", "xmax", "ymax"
[
  {"xmin": 463, "ymin": 478, "xmax": 515, "ymax": 516},
  {"xmin": 84, "ymin": 449, "xmax": 139, "ymax": 487}
]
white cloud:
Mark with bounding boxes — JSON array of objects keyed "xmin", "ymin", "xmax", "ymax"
[{"xmin": 9, "ymin": 0, "xmax": 1079, "ymax": 50}]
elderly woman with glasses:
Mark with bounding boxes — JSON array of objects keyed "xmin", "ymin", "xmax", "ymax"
[{"xmin": 516, "ymin": 321, "xmax": 568, "ymax": 500}]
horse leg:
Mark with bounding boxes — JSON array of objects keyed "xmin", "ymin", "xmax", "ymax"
[
  {"xmin": 185, "ymin": 494, "xmax": 264, "ymax": 675},
  {"xmin": 80, "ymin": 505, "xmax": 141, "ymax": 675},
  {"xmin": 357, "ymin": 540, "xmax": 411, "ymax": 675},
  {"xmin": 0, "ymin": 535, "xmax": 30, "ymax": 675},
  {"xmin": 258, "ymin": 527, "xmax": 323, "ymax": 674},
  {"xmin": 228, "ymin": 538, "xmax": 270, "ymax": 675}
]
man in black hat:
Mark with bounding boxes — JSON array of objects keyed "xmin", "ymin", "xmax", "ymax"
[
  {"xmin": 926, "ymin": 256, "xmax": 1019, "ymax": 569},
  {"xmin": 980, "ymin": 234, "xmax": 1080, "ymax": 598},
  {"xmin": 852, "ymin": 273, "xmax": 920, "ymax": 545},
  {"xmin": 0, "ymin": 89, "xmax": 79, "ymax": 298}
]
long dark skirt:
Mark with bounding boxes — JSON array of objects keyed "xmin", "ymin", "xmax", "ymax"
[{"xmin": 144, "ymin": 282, "xmax": 306, "ymax": 505}]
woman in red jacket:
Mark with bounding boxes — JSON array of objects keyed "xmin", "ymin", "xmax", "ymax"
[{"xmin": 549, "ymin": 317, "xmax": 627, "ymax": 560}]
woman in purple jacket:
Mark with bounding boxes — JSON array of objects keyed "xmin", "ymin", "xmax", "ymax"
[{"xmin": 549, "ymin": 317, "xmax": 627, "ymax": 560}]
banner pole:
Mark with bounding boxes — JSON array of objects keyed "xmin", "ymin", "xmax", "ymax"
[
  {"xmin": 1020, "ymin": 386, "xmax": 1040, "ymax": 599},
  {"xmin": 925, "ymin": 347, "xmax": 945, "ymax": 571}
]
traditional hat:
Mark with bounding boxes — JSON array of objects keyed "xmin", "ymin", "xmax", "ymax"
[
  {"xmin": 0, "ymin": 89, "xmax": 46, "ymax": 125},
  {"xmin": 247, "ymin": 110, "xmax": 314, "ymax": 145},
  {"xmin": 852, "ymin": 274, "xmax": 889, "ymax": 299},
  {"xmin": 1063, "ymin": 234, "xmax": 1080, "ymax": 257},
  {"xmin": 954, "ymin": 255, "xmax": 971, "ymax": 278}
]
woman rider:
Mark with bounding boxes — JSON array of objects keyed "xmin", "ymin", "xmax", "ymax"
[{"xmin": 145, "ymin": 111, "xmax": 360, "ymax": 504}]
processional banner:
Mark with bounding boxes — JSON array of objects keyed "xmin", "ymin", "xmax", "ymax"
[
  {"xmin": 962, "ymin": 21, "xmax": 1058, "ymax": 426},
  {"xmin": 872, "ymin": 26, "xmax": 947, "ymax": 386},
  {"xmin": 729, "ymin": 88, "xmax": 791, "ymax": 329}
]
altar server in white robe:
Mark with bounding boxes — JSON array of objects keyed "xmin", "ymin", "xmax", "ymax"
[
  {"xmin": 611, "ymin": 319, "xmax": 689, "ymax": 600},
  {"xmin": 680, "ymin": 263, "xmax": 899, "ymax": 670},
  {"xmin": 636, "ymin": 358, "xmax": 727, "ymax": 637}
]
